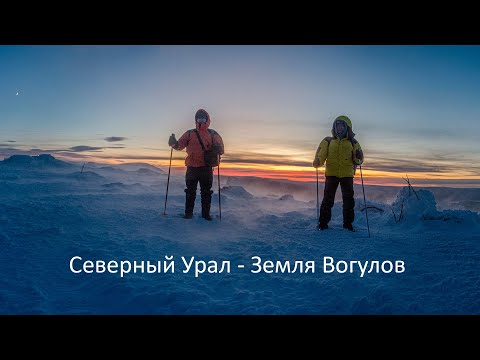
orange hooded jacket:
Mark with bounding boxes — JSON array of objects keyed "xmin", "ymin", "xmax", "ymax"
[{"xmin": 173, "ymin": 109, "xmax": 225, "ymax": 167}]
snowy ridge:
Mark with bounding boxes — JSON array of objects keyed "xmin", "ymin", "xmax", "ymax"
[
  {"xmin": 0, "ymin": 154, "xmax": 73, "ymax": 169},
  {"xmin": 0, "ymin": 155, "xmax": 479, "ymax": 314}
]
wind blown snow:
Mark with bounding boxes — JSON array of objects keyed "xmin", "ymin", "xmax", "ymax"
[{"xmin": 0, "ymin": 155, "xmax": 479, "ymax": 314}]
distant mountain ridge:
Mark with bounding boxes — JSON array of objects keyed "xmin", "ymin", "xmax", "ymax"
[
  {"xmin": 0, "ymin": 154, "xmax": 73, "ymax": 168},
  {"xmin": 0, "ymin": 154, "xmax": 164, "ymax": 174}
]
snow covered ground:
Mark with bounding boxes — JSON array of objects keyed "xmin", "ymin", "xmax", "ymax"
[{"xmin": 0, "ymin": 154, "xmax": 479, "ymax": 314}]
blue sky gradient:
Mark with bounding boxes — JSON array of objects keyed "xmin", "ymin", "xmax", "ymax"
[{"xmin": 1, "ymin": 45, "xmax": 479, "ymax": 184}]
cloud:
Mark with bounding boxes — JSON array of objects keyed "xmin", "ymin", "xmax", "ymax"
[
  {"xmin": 0, "ymin": 147, "xmax": 20, "ymax": 152},
  {"xmin": 364, "ymin": 159, "xmax": 444, "ymax": 173},
  {"xmin": 412, "ymin": 179, "xmax": 480, "ymax": 185},
  {"xmin": 69, "ymin": 146, "xmax": 104, "ymax": 152},
  {"xmin": 85, "ymin": 154, "xmax": 185, "ymax": 161},
  {"xmin": 221, "ymin": 148, "xmax": 480, "ymax": 177},
  {"xmin": 104, "ymin": 136, "xmax": 127, "ymax": 142},
  {"xmin": 0, "ymin": 146, "xmax": 111, "ymax": 159},
  {"xmin": 0, "ymin": 141, "xmax": 21, "ymax": 147},
  {"xmin": 361, "ymin": 149, "xmax": 480, "ymax": 175},
  {"xmin": 363, "ymin": 157, "xmax": 480, "ymax": 175},
  {"xmin": 55, "ymin": 152, "xmax": 95, "ymax": 159},
  {"xmin": 222, "ymin": 157, "xmax": 310, "ymax": 167},
  {"xmin": 222, "ymin": 152, "xmax": 311, "ymax": 167},
  {"xmin": 1, "ymin": 143, "xmax": 479, "ymax": 180}
]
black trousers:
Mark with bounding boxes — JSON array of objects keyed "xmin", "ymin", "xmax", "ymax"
[
  {"xmin": 185, "ymin": 166, "xmax": 213, "ymax": 215},
  {"xmin": 319, "ymin": 176, "xmax": 355, "ymax": 227}
]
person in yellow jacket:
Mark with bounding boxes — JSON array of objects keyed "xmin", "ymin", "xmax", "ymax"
[{"xmin": 313, "ymin": 115, "xmax": 364, "ymax": 231}]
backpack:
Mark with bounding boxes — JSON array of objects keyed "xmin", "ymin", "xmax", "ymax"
[{"xmin": 193, "ymin": 129, "xmax": 220, "ymax": 167}]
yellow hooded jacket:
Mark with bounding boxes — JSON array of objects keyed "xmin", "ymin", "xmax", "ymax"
[{"xmin": 313, "ymin": 116, "xmax": 363, "ymax": 178}]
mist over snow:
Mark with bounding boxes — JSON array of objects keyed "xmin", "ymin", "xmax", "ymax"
[
  {"xmin": 225, "ymin": 176, "xmax": 480, "ymax": 213},
  {"xmin": 0, "ymin": 154, "xmax": 479, "ymax": 314}
]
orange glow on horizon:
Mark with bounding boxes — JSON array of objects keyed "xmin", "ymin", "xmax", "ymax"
[{"xmin": 51, "ymin": 154, "xmax": 480, "ymax": 188}]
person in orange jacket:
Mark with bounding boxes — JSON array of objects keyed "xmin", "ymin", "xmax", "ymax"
[{"xmin": 168, "ymin": 109, "xmax": 224, "ymax": 220}]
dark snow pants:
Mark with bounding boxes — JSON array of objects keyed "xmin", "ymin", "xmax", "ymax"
[
  {"xmin": 185, "ymin": 166, "xmax": 213, "ymax": 216},
  {"xmin": 319, "ymin": 176, "xmax": 355, "ymax": 227}
]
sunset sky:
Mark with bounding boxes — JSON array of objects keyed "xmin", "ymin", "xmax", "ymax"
[{"xmin": 1, "ymin": 45, "xmax": 480, "ymax": 186}]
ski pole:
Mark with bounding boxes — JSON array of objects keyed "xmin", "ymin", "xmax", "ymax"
[
  {"xmin": 359, "ymin": 164, "xmax": 370, "ymax": 238},
  {"xmin": 316, "ymin": 168, "xmax": 319, "ymax": 223},
  {"xmin": 163, "ymin": 144, "xmax": 173, "ymax": 215},
  {"xmin": 218, "ymin": 156, "xmax": 222, "ymax": 220}
]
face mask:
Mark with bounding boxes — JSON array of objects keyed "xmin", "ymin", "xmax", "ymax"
[{"xmin": 334, "ymin": 120, "xmax": 347, "ymax": 138}]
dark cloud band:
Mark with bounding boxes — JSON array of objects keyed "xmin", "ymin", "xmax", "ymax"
[{"xmin": 104, "ymin": 137, "xmax": 127, "ymax": 142}]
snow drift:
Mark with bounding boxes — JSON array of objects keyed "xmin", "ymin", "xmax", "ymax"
[{"xmin": 0, "ymin": 155, "xmax": 479, "ymax": 314}]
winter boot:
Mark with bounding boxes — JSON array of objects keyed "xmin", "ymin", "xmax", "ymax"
[
  {"xmin": 318, "ymin": 215, "xmax": 329, "ymax": 230},
  {"xmin": 201, "ymin": 190, "xmax": 213, "ymax": 221},
  {"xmin": 184, "ymin": 189, "xmax": 196, "ymax": 219},
  {"xmin": 319, "ymin": 223, "xmax": 329, "ymax": 230},
  {"xmin": 343, "ymin": 223, "xmax": 355, "ymax": 232}
]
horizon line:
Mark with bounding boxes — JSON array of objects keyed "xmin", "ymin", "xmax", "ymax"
[{"xmin": 1, "ymin": 152, "xmax": 480, "ymax": 189}]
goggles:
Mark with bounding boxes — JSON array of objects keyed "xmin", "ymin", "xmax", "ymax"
[{"xmin": 196, "ymin": 117, "xmax": 207, "ymax": 124}]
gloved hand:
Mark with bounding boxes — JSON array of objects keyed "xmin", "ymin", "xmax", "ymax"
[
  {"xmin": 313, "ymin": 158, "xmax": 320, "ymax": 168},
  {"xmin": 355, "ymin": 149, "xmax": 363, "ymax": 162},
  {"xmin": 168, "ymin": 134, "xmax": 178, "ymax": 147}
]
